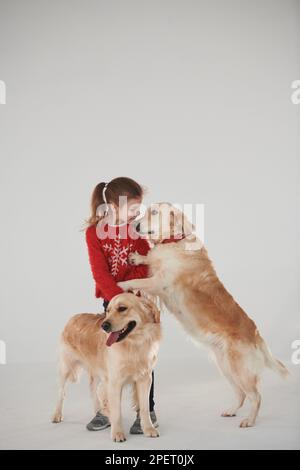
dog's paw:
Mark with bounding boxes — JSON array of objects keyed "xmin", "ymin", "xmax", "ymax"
[
  {"xmin": 52, "ymin": 413, "xmax": 63, "ymax": 423},
  {"xmin": 112, "ymin": 431, "xmax": 126, "ymax": 442},
  {"xmin": 144, "ymin": 426, "xmax": 160, "ymax": 438},
  {"xmin": 129, "ymin": 252, "xmax": 141, "ymax": 265},
  {"xmin": 117, "ymin": 281, "xmax": 132, "ymax": 291},
  {"xmin": 239, "ymin": 418, "xmax": 254, "ymax": 428},
  {"xmin": 221, "ymin": 410, "xmax": 236, "ymax": 417}
]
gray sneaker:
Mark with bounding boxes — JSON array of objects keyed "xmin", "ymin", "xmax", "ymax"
[
  {"xmin": 130, "ymin": 410, "xmax": 158, "ymax": 435},
  {"xmin": 86, "ymin": 411, "xmax": 110, "ymax": 431}
]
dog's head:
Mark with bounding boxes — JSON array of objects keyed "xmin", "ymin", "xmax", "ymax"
[
  {"xmin": 101, "ymin": 293, "xmax": 160, "ymax": 347},
  {"xmin": 135, "ymin": 202, "xmax": 195, "ymax": 243}
]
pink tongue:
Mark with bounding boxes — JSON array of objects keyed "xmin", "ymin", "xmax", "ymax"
[{"xmin": 106, "ymin": 331, "xmax": 120, "ymax": 347}]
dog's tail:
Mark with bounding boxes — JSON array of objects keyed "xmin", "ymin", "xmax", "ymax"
[{"xmin": 260, "ymin": 339, "xmax": 289, "ymax": 378}]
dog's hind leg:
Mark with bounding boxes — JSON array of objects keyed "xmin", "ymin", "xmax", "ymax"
[
  {"xmin": 213, "ymin": 348, "xmax": 246, "ymax": 417},
  {"xmin": 235, "ymin": 373, "xmax": 261, "ymax": 428},
  {"xmin": 227, "ymin": 349, "xmax": 262, "ymax": 427},
  {"xmin": 220, "ymin": 375, "xmax": 246, "ymax": 417},
  {"xmin": 52, "ymin": 347, "xmax": 82, "ymax": 423}
]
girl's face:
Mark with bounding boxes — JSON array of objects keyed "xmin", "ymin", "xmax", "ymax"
[{"xmin": 113, "ymin": 197, "xmax": 142, "ymax": 224}]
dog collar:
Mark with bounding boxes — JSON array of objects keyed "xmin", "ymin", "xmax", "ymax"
[{"xmin": 161, "ymin": 235, "xmax": 186, "ymax": 244}]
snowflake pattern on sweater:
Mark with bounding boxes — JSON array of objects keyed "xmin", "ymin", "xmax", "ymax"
[
  {"xmin": 102, "ymin": 235, "xmax": 134, "ymax": 276},
  {"xmin": 85, "ymin": 223, "xmax": 150, "ymax": 301}
]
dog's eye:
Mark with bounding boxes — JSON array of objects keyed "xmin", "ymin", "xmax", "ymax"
[
  {"xmin": 151, "ymin": 209, "xmax": 158, "ymax": 215},
  {"xmin": 118, "ymin": 305, "xmax": 127, "ymax": 313}
]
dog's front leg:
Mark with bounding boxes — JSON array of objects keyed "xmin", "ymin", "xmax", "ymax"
[
  {"xmin": 108, "ymin": 380, "xmax": 126, "ymax": 442},
  {"xmin": 118, "ymin": 277, "xmax": 160, "ymax": 295},
  {"xmin": 136, "ymin": 374, "xmax": 159, "ymax": 438}
]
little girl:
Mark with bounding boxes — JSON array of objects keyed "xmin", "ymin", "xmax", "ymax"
[{"xmin": 85, "ymin": 176, "xmax": 158, "ymax": 434}]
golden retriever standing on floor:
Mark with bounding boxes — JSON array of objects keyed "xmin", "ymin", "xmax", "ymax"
[
  {"xmin": 52, "ymin": 293, "xmax": 161, "ymax": 442},
  {"xmin": 118, "ymin": 203, "xmax": 289, "ymax": 428}
]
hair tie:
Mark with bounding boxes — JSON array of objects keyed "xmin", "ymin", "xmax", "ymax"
[{"xmin": 102, "ymin": 182, "xmax": 109, "ymax": 215}]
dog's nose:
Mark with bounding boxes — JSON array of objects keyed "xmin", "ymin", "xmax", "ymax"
[
  {"xmin": 101, "ymin": 321, "xmax": 111, "ymax": 332},
  {"xmin": 135, "ymin": 223, "xmax": 140, "ymax": 233}
]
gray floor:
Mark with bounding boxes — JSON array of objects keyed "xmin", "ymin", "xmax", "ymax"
[{"xmin": 1, "ymin": 350, "xmax": 299, "ymax": 450}]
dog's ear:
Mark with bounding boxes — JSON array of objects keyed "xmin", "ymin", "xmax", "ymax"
[
  {"xmin": 171, "ymin": 207, "xmax": 195, "ymax": 236},
  {"xmin": 140, "ymin": 297, "xmax": 160, "ymax": 323}
]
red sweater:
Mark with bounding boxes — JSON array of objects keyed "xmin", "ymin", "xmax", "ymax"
[{"xmin": 85, "ymin": 222, "xmax": 150, "ymax": 301}]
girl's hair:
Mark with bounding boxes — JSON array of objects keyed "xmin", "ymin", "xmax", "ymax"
[{"xmin": 85, "ymin": 177, "xmax": 144, "ymax": 227}]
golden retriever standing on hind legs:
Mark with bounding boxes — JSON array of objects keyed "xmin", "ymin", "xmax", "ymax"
[
  {"xmin": 52, "ymin": 293, "xmax": 161, "ymax": 442},
  {"xmin": 118, "ymin": 202, "xmax": 289, "ymax": 428}
]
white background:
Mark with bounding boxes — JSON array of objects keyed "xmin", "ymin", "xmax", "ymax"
[{"xmin": 0, "ymin": 0, "xmax": 299, "ymax": 449}]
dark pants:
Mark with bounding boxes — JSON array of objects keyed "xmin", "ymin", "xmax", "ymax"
[{"xmin": 103, "ymin": 299, "xmax": 155, "ymax": 412}]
